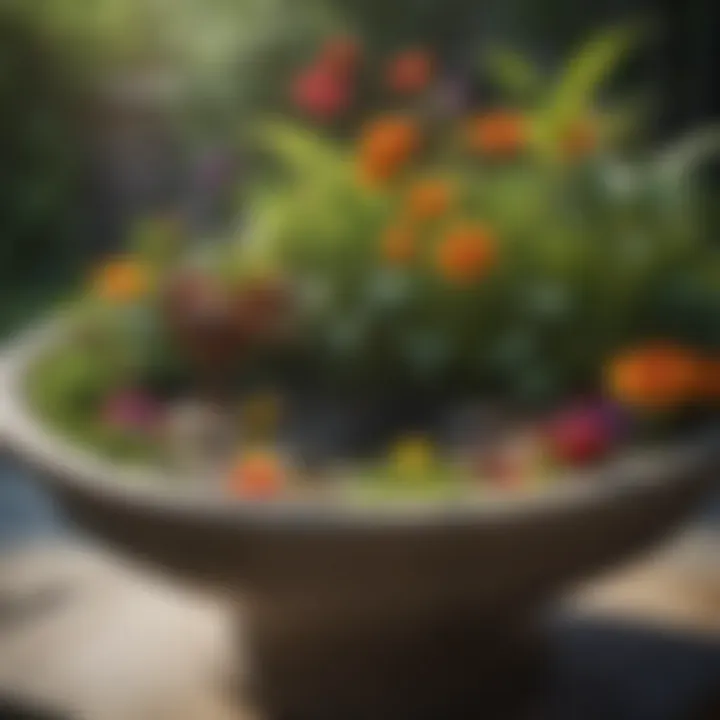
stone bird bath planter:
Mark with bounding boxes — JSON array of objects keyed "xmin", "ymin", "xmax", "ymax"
[{"xmin": 1, "ymin": 320, "xmax": 718, "ymax": 719}]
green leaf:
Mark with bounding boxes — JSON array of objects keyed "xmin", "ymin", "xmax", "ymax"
[
  {"xmin": 482, "ymin": 45, "xmax": 545, "ymax": 102},
  {"xmin": 534, "ymin": 24, "xmax": 643, "ymax": 156},
  {"xmin": 256, "ymin": 120, "xmax": 350, "ymax": 180},
  {"xmin": 599, "ymin": 98, "xmax": 650, "ymax": 145},
  {"xmin": 551, "ymin": 24, "xmax": 641, "ymax": 117},
  {"xmin": 129, "ymin": 215, "xmax": 185, "ymax": 268}
]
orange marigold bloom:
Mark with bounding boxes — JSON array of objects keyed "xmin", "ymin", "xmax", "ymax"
[
  {"xmin": 381, "ymin": 224, "xmax": 416, "ymax": 264},
  {"xmin": 387, "ymin": 48, "xmax": 434, "ymax": 94},
  {"xmin": 560, "ymin": 118, "xmax": 597, "ymax": 159},
  {"xmin": 698, "ymin": 358, "xmax": 720, "ymax": 400},
  {"xmin": 466, "ymin": 111, "xmax": 527, "ymax": 158},
  {"xmin": 228, "ymin": 450, "xmax": 286, "ymax": 500},
  {"xmin": 406, "ymin": 179, "xmax": 454, "ymax": 220},
  {"xmin": 358, "ymin": 116, "xmax": 421, "ymax": 184},
  {"xmin": 358, "ymin": 155, "xmax": 399, "ymax": 187},
  {"xmin": 606, "ymin": 343, "xmax": 702, "ymax": 409},
  {"xmin": 93, "ymin": 258, "xmax": 150, "ymax": 302},
  {"xmin": 436, "ymin": 223, "xmax": 497, "ymax": 283}
]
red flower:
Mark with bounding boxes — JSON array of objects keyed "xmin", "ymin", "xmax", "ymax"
[
  {"xmin": 387, "ymin": 49, "xmax": 434, "ymax": 94},
  {"xmin": 162, "ymin": 271, "xmax": 291, "ymax": 372},
  {"xmin": 292, "ymin": 63, "xmax": 351, "ymax": 121},
  {"xmin": 544, "ymin": 405, "xmax": 614, "ymax": 466},
  {"xmin": 320, "ymin": 35, "xmax": 361, "ymax": 76}
]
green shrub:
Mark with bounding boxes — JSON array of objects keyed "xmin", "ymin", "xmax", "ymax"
[{"xmin": 0, "ymin": 8, "xmax": 84, "ymax": 329}]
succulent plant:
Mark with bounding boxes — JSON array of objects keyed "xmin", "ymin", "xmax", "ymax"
[{"xmin": 161, "ymin": 269, "xmax": 292, "ymax": 379}]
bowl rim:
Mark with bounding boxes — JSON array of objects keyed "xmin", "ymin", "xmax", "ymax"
[{"xmin": 1, "ymin": 317, "xmax": 716, "ymax": 529}]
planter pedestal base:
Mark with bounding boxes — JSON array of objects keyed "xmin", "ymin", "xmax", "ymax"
[
  {"xmin": 4, "ymin": 323, "xmax": 718, "ymax": 720},
  {"xmin": 244, "ymin": 607, "xmax": 547, "ymax": 720}
]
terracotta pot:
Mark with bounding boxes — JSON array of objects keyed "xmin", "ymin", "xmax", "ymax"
[{"xmin": 2, "ymin": 320, "xmax": 718, "ymax": 719}]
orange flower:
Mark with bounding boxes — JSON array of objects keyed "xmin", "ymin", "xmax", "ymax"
[
  {"xmin": 358, "ymin": 156, "xmax": 399, "ymax": 186},
  {"xmin": 466, "ymin": 111, "xmax": 527, "ymax": 158},
  {"xmin": 358, "ymin": 116, "xmax": 421, "ymax": 184},
  {"xmin": 436, "ymin": 223, "xmax": 497, "ymax": 283},
  {"xmin": 387, "ymin": 48, "xmax": 434, "ymax": 94},
  {"xmin": 560, "ymin": 118, "xmax": 597, "ymax": 159},
  {"xmin": 606, "ymin": 343, "xmax": 702, "ymax": 409},
  {"xmin": 698, "ymin": 357, "xmax": 720, "ymax": 400},
  {"xmin": 228, "ymin": 450, "xmax": 286, "ymax": 500},
  {"xmin": 381, "ymin": 224, "xmax": 416, "ymax": 264},
  {"xmin": 93, "ymin": 258, "xmax": 150, "ymax": 302},
  {"xmin": 406, "ymin": 179, "xmax": 454, "ymax": 220}
]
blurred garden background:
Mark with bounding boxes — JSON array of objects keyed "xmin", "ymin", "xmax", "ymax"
[
  {"xmin": 1, "ymin": 0, "xmax": 718, "ymax": 339},
  {"xmin": 1, "ymin": 4, "xmax": 720, "ymax": 719}
]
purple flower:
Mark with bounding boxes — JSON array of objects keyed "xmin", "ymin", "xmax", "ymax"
[
  {"xmin": 543, "ymin": 398, "xmax": 634, "ymax": 466},
  {"xmin": 101, "ymin": 389, "xmax": 165, "ymax": 433}
]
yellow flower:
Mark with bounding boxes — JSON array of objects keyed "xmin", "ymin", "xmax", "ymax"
[
  {"xmin": 391, "ymin": 435, "xmax": 435, "ymax": 476},
  {"xmin": 93, "ymin": 258, "xmax": 150, "ymax": 303}
]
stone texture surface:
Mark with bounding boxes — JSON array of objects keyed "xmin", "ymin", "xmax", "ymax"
[{"xmin": 0, "ymin": 542, "xmax": 255, "ymax": 720}]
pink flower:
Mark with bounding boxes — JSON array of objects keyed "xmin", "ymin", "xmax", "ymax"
[
  {"xmin": 544, "ymin": 402, "xmax": 615, "ymax": 466},
  {"xmin": 101, "ymin": 389, "xmax": 165, "ymax": 434},
  {"xmin": 291, "ymin": 63, "xmax": 351, "ymax": 121}
]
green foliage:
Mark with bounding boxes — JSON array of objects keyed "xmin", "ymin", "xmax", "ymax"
[
  {"xmin": 484, "ymin": 25, "xmax": 648, "ymax": 157},
  {"xmin": 232, "ymin": 28, "xmax": 720, "ymax": 404},
  {"xmin": 333, "ymin": 0, "xmax": 486, "ymax": 56},
  {"xmin": 4, "ymin": 0, "xmax": 339, "ymax": 142},
  {"xmin": 0, "ymin": 8, "xmax": 84, "ymax": 315},
  {"xmin": 546, "ymin": 24, "xmax": 640, "ymax": 120},
  {"xmin": 128, "ymin": 215, "xmax": 187, "ymax": 271},
  {"xmin": 482, "ymin": 45, "xmax": 546, "ymax": 103},
  {"xmin": 25, "ymin": 23, "xmax": 720, "ymax": 466},
  {"xmin": 26, "ymin": 335, "xmax": 159, "ymax": 462},
  {"xmin": 533, "ymin": 24, "xmax": 645, "ymax": 157}
]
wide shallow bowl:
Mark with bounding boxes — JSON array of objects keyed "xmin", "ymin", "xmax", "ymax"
[{"xmin": 2, "ymin": 320, "xmax": 718, "ymax": 719}]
